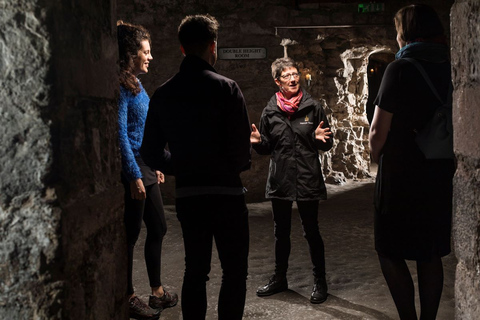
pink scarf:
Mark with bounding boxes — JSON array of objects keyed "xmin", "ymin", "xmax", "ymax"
[{"xmin": 276, "ymin": 90, "xmax": 303, "ymax": 117}]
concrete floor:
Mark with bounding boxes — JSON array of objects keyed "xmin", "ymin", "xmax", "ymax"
[{"xmin": 132, "ymin": 180, "xmax": 456, "ymax": 319}]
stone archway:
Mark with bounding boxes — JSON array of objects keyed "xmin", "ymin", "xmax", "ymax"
[{"xmin": 328, "ymin": 46, "xmax": 395, "ymax": 181}]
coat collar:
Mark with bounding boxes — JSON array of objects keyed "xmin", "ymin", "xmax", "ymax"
[{"xmin": 179, "ymin": 54, "xmax": 217, "ymax": 74}]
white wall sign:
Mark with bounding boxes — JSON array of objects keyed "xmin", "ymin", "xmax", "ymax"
[{"xmin": 218, "ymin": 47, "xmax": 267, "ymax": 60}]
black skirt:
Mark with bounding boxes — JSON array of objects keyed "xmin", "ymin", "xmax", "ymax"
[{"xmin": 374, "ymin": 155, "xmax": 454, "ymax": 261}]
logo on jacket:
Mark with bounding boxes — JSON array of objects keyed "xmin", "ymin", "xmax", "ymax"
[{"xmin": 300, "ymin": 115, "xmax": 313, "ymax": 125}]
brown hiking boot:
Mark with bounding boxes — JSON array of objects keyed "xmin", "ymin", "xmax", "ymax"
[
  {"xmin": 149, "ymin": 290, "xmax": 179, "ymax": 309},
  {"xmin": 129, "ymin": 295, "xmax": 161, "ymax": 320}
]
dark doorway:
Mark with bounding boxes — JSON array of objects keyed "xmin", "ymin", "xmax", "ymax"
[{"xmin": 366, "ymin": 52, "xmax": 395, "ymax": 124}]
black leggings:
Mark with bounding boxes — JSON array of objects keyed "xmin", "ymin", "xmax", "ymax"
[
  {"xmin": 272, "ymin": 199, "xmax": 326, "ymax": 278},
  {"xmin": 378, "ymin": 255, "xmax": 444, "ymax": 320},
  {"xmin": 123, "ymin": 181, "xmax": 167, "ymax": 295}
]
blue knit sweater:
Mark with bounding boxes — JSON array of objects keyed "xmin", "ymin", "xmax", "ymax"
[{"xmin": 118, "ymin": 80, "xmax": 150, "ymax": 181}]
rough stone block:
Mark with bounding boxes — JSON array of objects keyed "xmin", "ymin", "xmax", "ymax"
[
  {"xmin": 453, "ymin": 86, "xmax": 480, "ymax": 159},
  {"xmin": 1, "ymin": 1, "xmax": 127, "ymax": 319},
  {"xmin": 451, "ymin": 1, "xmax": 480, "ymax": 318},
  {"xmin": 455, "ymin": 261, "xmax": 480, "ymax": 319}
]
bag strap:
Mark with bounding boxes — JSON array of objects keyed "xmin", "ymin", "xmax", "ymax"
[{"xmin": 402, "ymin": 57, "xmax": 446, "ymax": 105}]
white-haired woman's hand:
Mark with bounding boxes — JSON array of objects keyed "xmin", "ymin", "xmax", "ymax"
[{"xmin": 314, "ymin": 121, "xmax": 332, "ymax": 142}]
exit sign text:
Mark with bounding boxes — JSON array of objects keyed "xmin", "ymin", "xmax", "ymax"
[{"xmin": 358, "ymin": 3, "xmax": 385, "ymax": 13}]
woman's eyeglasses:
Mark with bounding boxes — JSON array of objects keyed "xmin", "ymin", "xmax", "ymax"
[{"xmin": 279, "ymin": 72, "xmax": 300, "ymax": 80}]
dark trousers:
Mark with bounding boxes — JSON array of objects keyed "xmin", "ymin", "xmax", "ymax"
[
  {"xmin": 176, "ymin": 194, "xmax": 249, "ymax": 320},
  {"xmin": 272, "ymin": 199, "xmax": 326, "ymax": 278},
  {"xmin": 123, "ymin": 181, "xmax": 167, "ymax": 295}
]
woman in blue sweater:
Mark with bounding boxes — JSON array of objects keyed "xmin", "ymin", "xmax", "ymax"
[{"xmin": 117, "ymin": 21, "xmax": 177, "ymax": 320}]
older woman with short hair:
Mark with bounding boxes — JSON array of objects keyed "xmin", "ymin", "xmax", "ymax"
[{"xmin": 251, "ymin": 57, "xmax": 333, "ymax": 304}]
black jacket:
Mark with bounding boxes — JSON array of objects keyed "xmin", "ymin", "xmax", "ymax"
[
  {"xmin": 141, "ymin": 55, "xmax": 251, "ymax": 192},
  {"xmin": 253, "ymin": 89, "xmax": 333, "ymax": 201}
]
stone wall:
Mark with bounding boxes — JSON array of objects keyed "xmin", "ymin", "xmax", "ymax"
[
  {"xmin": 0, "ymin": 1, "xmax": 58, "ymax": 318},
  {"xmin": 117, "ymin": 0, "xmax": 454, "ymax": 203},
  {"xmin": 451, "ymin": 0, "xmax": 480, "ymax": 319},
  {"xmin": 0, "ymin": 1, "xmax": 127, "ymax": 319}
]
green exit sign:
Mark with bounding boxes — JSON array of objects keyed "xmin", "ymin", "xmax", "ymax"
[{"xmin": 358, "ymin": 3, "xmax": 385, "ymax": 13}]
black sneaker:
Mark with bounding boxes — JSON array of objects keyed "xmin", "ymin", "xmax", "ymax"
[
  {"xmin": 129, "ymin": 295, "xmax": 161, "ymax": 320},
  {"xmin": 256, "ymin": 274, "xmax": 288, "ymax": 297},
  {"xmin": 310, "ymin": 276, "xmax": 328, "ymax": 304},
  {"xmin": 149, "ymin": 290, "xmax": 178, "ymax": 309}
]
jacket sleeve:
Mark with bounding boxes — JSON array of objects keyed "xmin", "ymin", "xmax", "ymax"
[
  {"xmin": 313, "ymin": 101, "xmax": 334, "ymax": 152},
  {"xmin": 140, "ymin": 90, "xmax": 172, "ymax": 174},
  {"xmin": 252, "ymin": 109, "xmax": 273, "ymax": 155},
  {"xmin": 227, "ymin": 82, "xmax": 252, "ymax": 172},
  {"xmin": 118, "ymin": 88, "xmax": 142, "ymax": 181}
]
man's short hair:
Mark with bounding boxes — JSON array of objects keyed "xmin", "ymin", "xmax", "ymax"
[{"xmin": 178, "ymin": 14, "xmax": 219, "ymax": 55}]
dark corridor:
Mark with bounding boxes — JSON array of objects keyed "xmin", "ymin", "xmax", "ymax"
[{"xmin": 366, "ymin": 53, "xmax": 395, "ymax": 124}]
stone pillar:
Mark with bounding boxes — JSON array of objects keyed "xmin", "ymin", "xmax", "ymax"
[
  {"xmin": 451, "ymin": 0, "xmax": 480, "ymax": 319},
  {"xmin": 0, "ymin": 1, "xmax": 127, "ymax": 319}
]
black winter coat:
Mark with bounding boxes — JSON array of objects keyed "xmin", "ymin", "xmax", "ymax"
[
  {"xmin": 141, "ymin": 55, "xmax": 251, "ymax": 191},
  {"xmin": 253, "ymin": 89, "xmax": 333, "ymax": 201}
]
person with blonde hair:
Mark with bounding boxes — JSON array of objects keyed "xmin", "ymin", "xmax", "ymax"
[{"xmin": 369, "ymin": 4, "xmax": 454, "ymax": 319}]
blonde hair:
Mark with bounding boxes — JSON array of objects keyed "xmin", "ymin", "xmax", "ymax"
[{"xmin": 394, "ymin": 4, "xmax": 444, "ymax": 43}]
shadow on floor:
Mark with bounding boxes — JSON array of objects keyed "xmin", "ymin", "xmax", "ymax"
[{"xmin": 132, "ymin": 181, "xmax": 456, "ymax": 319}]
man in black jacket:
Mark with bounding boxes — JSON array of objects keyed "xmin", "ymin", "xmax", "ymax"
[{"xmin": 140, "ymin": 14, "xmax": 251, "ymax": 320}]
